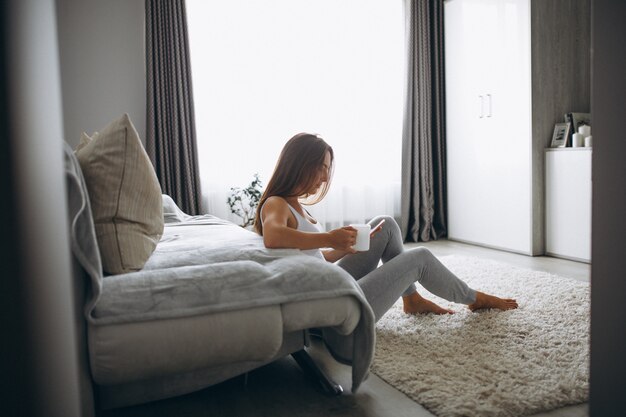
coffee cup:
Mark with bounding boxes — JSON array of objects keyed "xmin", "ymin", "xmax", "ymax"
[{"xmin": 350, "ymin": 224, "xmax": 371, "ymax": 251}]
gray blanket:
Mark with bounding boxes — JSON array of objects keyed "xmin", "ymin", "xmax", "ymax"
[{"xmin": 64, "ymin": 143, "xmax": 375, "ymax": 392}]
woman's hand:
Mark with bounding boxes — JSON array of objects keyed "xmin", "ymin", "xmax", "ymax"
[
  {"xmin": 369, "ymin": 219, "xmax": 386, "ymax": 238},
  {"xmin": 327, "ymin": 226, "xmax": 358, "ymax": 251}
]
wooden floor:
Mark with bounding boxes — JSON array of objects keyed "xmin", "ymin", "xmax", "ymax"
[{"xmin": 98, "ymin": 239, "xmax": 590, "ymax": 417}]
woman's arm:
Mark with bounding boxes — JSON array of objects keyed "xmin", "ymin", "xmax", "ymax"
[
  {"xmin": 322, "ymin": 249, "xmax": 352, "ymax": 263},
  {"xmin": 261, "ymin": 197, "xmax": 356, "ymax": 251}
]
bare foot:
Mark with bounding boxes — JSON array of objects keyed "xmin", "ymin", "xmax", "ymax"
[
  {"xmin": 468, "ymin": 291, "xmax": 518, "ymax": 312},
  {"xmin": 403, "ymin": 292, "xmax": 454, "ymax": 315}
]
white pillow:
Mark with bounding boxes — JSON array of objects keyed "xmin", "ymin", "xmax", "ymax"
[
  {"xmin": 75, "ymin": 113, "xmax": 163, "ymax": 275},
  {"xmin": 162, "ymin": 194, "xmax": 191, "ymax": 223}
]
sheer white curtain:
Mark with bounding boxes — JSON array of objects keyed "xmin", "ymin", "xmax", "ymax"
[{"xmin": 187, "ymin": 0, "xmax": 403, "ymax": 228}]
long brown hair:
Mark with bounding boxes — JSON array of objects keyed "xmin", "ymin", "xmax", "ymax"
[{"xmin": 254, "ymin": 133, "xmax": 334, "ymax": 235}]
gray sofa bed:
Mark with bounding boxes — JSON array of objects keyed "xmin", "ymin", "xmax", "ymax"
[{"xmin": 64, "ymin": 143, "xmax": 376, "ymax": 411}]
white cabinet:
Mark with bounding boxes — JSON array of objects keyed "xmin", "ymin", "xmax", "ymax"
[
  {"xmin": 445, "ymin": 0, "xmax": 533, "ymax": 254},
  {"xmin": 545, "ymin": 149, "xmax": 592, "ymax": 262}
]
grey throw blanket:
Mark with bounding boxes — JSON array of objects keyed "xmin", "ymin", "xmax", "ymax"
[{"xmin": 64, "ymin": 143, "xmax": 375, "ymax": 392}]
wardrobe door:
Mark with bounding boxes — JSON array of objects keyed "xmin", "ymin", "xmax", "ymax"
[
  {"xmin": 445, "ymin": 0, "xmax": 532, "ymax": 253},
  {"xmin": 480, "ymin": 0, "xmax": 532, "ymax": 252},
  {"xmin": 445, "ymin": 0, "xmax": 489, "ymax": 249}
]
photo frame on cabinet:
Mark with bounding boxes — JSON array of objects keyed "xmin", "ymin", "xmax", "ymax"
[{"xmin": 550, "ymin": 122, "xmax": 571, "ymax": 148}]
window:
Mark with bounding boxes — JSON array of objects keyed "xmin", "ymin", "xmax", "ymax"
[{"xmin": 187, "ymin": 0, "xmax": 403, "ymax": 228}]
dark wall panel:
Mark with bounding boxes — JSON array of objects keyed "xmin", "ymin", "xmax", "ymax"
[{"xmin": 590, "ymin": 0, "xmax": 626, "ymax": 415}]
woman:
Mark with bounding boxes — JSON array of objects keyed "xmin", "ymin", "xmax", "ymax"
[{"xmin": 254, "ymin": 133, "xmax": 518, "ymax": 321}]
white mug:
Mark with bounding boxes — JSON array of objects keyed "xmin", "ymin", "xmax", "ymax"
[{"xmin": 350, "ymin": 224, "xmax": 371, "ymax": 251}]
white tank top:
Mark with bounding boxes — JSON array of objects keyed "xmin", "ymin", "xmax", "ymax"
[{"xmin": 285, "ymin": 204, "xmax": 325, "ymax": 260}]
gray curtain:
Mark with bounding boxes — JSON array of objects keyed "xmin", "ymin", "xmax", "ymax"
[
  {"xmin": 401, "ymin": 0, "xmax": 447, "ymax": 242},
  {"xmin": 146, "ymin": 0, "xmax": 202, "ymax": 215}
]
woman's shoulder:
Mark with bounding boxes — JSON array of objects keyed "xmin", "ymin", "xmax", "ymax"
[
  {"xmin": 264, "ymin": 195, "xmax": 289, "ymax": 207},
  {"xmin": 262, "ymin": 195, "xmax": 292, "ymax": 216},
  {"xmin": 261, "ymin": 196, "xmax": 297, "ymax": 227}
]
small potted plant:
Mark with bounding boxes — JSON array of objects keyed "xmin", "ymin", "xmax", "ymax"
[{"xmin": 227, "ymin": 174, "xmax": 263, "ymax": 228}]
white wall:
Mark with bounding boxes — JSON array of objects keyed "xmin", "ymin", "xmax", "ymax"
[{"xmin": 56, "ymin": 0, "xmax": 146, "ymax": 147}]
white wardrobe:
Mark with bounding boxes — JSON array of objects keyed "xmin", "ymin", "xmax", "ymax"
[{"xmin": 444, "ymin": 0, "xmax": 590, "ymax": 255}]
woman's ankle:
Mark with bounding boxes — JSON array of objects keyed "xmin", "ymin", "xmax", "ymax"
[{"xmin": 402, "ymin": 291, "xmax": 423, "ymax": 305}]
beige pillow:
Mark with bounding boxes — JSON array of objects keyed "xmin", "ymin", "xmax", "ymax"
[{"xmin": 75, "ymin": 113, "xmax": 163, "ymax": 275}]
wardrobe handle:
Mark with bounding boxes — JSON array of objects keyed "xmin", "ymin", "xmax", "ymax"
[
  {"xmin": 486, "ymin": 94, "xmax": 492, "ymax": 117},
  {"xmin": 479, "ymin": 95, "xmax": 484, "ymax": 118}
]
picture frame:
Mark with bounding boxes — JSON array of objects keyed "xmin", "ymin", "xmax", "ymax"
[{"xmin": 550, "ymin": 122, "xmax": 571, "ymax": 148}]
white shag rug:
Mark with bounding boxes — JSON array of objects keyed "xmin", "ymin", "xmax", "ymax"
[{"xmin": 372, "ymin": 255, "xmax": 589, "ymax": 417}]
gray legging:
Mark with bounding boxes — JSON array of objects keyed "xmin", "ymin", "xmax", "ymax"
[{"xmin": 336, "ymin": 215, "xmax": 477, "ymax": 322}]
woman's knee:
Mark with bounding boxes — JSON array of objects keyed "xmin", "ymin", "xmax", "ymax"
[{"xmin": 408, "ymin": 246, "xmax": 436, "ymax": 262}]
